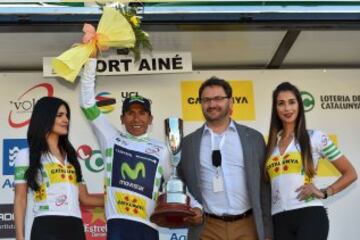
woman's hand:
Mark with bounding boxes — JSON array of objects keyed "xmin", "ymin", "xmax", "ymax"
[
  {"xmin": 79, "ymin": 184, "xmax": 104, "ymax": 207},
  {"xmin": 296, "ymin": 183, "xmax": 324, "ymax": 200}
]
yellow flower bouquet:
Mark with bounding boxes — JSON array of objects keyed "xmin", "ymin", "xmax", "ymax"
[{"xmin": 52, "ymin": 5, "xmax": 151, "ymax": 82}]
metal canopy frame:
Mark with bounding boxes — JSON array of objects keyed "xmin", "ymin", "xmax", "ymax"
[{"xmin": 1, "ymin": 1, "xmax": 360, "ymax": 70}]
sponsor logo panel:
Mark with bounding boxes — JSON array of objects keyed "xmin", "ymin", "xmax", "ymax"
[
  {"xmin": 81, "ymin": 204, "xmax": 106, "ymax": 240},
  {"xmin": 301, "ymin": 91, "xmax": 315, "ymax": 112},
  {"xmin": 181, "ymin": 80, "xmax": 255, "ymax": 121},
  {"xmin": 43, "ymin": 163, "xmax": 77, "ymax": 185},
  {"xmin": 77, "ymin": 145, "xmax": 105, "ymax": 173},
  {"xmin": 320, "ymin": 95, "xmax": 360, "ymax": 110},
  {"xmin": 1, "ymin": 178, "xmax": 15, "ymax": 190},
  {"xmin": 112, "ymin": 145, "xmax": 158, "ymax": 198},
  {"xmin": 266, "ymin": 152, "xmax": 302, "ymax": 179},
  {"xmin": 115, "ymin": 192, "xmax": 147, "ymax": 220},
  {"xmin": 2, "ymin": 138, "xmax": 28, "ymax": 175},
  {"xmin": 301, "ymin": 90, "xmax": 360, "ymax": 112},
  {"xmin": 8, "ymin": 83, "xmax": 54, "ymax": 128},
  {"xmin": 168, "ymin": 233, "xmax": 187, "ymax": 240},
  {"xmin": 0, "ymin": 204, "xmax": 15, "ymax": 238}
]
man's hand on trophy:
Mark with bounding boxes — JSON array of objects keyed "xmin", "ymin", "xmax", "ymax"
[{"xmin": 183, "ymin": 207, "xmax": 203, "ymax": 225}]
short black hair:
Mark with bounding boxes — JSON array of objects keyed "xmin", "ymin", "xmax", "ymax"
[{"xmin": 198, "ymin": 76, "xmax": 232, "ymax": 99}]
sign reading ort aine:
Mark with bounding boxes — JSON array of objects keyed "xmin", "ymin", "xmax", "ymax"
[{"xmin": 43, "ymin": 52, "xmax": 192, "ymax": 77}]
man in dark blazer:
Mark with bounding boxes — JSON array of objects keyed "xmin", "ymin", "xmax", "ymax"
[{"xmin": 178, "ymin": 77, "xmax": 272, "ymax": 240}]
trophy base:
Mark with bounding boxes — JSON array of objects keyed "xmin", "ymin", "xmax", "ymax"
[{"xmin": 150, "ymin": 194, "xmax": 195, "ymax": 228}]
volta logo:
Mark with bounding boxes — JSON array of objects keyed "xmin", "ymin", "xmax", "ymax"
[
  {"xmin": 121, "ymin": 162, "xmax": 146, "ymax": 180},
  {"xmin": 2, "ymin": 139, "xmax": 28, "ymax": 175},
  {"xmin": 301, "ymin": 91, "xmax": 315, "ymax": 112},
  {"xmin": 8, "ymin": 83, "xmax": 54, "ymax": 128},
  {"xmin": 77, "ymin": 145, "xmax": 104, "ymax": 173},
  {"xmin": 95, "ymin": 92, "xmax": 116, "ymax": 114}
]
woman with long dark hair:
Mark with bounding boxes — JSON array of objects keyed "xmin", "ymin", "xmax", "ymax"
[
  {"xmin": 265, "ymin": 82, "xmax": 357, "ymax": 240},
  {"xmin": 14, "ymin": 96, "xmax": 103, "ymax": 240}
]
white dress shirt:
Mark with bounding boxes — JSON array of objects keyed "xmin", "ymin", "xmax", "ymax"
[{"xmin": 200, "ymin": 120, "xmax": 251, "ymax": 215}]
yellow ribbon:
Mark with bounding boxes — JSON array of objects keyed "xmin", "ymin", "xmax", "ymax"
[{"xmin": 52, "ymin": 7, "xmax": 136, "ymax": 82}]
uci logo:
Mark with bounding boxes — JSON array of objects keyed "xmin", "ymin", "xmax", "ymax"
[
  {"xmin": 77, "ymin": 145, "xmax": 104, "ymax": 173},
  {"xmin": 301, "ymin": 91, "xmax": 315, "ymax": 112},
  {"xmin": 8, "ymin": 83, "xmax": 54, "ymax": 128}
]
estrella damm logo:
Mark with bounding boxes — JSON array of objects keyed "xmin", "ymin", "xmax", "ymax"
[
  {"xmin": 121, "ymin": 162, "xmax": 146, "ymax": 180},
  {"xmin": 115, "ymin": 192, "xmax": 147, "ymax": 220},
  {"xmin": 181, "ymin": 80, "xmax": 255, "ymax": 121},
  {"xmin": 95, "ymin": 92, "xmax": 116, "ymax": 114},
  {"xmin": 77, "ymin": 145, "xmax": 104, "ymax": 173},
  {"xmin": 80, "ymin": 205, "xmax": 107, "ymax": 239},
  {"xmin": 301, "ymin": 91, "xmax": 315, "ymax": 112}
]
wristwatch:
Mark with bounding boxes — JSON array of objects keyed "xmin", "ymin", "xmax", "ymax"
[
  {"xmin": 321, "ymin": 187, "xmax": 333, "ymax": 199},
  {"xmin": 321, "ymin": 189, "xmax": 328, "ymax": 199}
]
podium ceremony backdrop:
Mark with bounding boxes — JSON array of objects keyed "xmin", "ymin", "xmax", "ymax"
[{"xmin": 0, "ymin": 69, "xmax": 359, "ymax": 240}]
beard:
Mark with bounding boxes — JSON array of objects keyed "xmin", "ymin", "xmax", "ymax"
[{"xmin": 202, "ymin": 104, "xmax": 231, "ymax": 123}]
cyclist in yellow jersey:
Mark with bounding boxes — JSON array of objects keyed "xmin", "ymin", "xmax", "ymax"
[{"xmin": 265, "ymin": 82, "xmax": 357, "ymax": 240}]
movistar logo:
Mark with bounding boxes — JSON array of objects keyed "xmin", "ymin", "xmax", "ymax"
[
  {"xmin": 121, "ymin": 162, "xmax": 146, "ymax": 180},
  {"xmin": 301, "ymin": 91, "xmax": 315, "ymax": 112}
]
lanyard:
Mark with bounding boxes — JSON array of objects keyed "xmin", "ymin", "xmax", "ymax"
[{"xmin": 210, "ymin": 130, "xmax": 225, "ymax": 168}]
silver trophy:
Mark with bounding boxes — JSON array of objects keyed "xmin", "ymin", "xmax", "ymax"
[
  {"xmin": 150, "ymin": 117, "xmax": 194, "ymax": 228},
  {"xmin": 164, "ymin": 117, "xmax": 186, "ymax": 204}
]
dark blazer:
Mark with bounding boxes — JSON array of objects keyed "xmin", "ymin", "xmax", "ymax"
[{"xmin": 178, "ymin": 121, "xmax": 273, "ymax": 240}]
